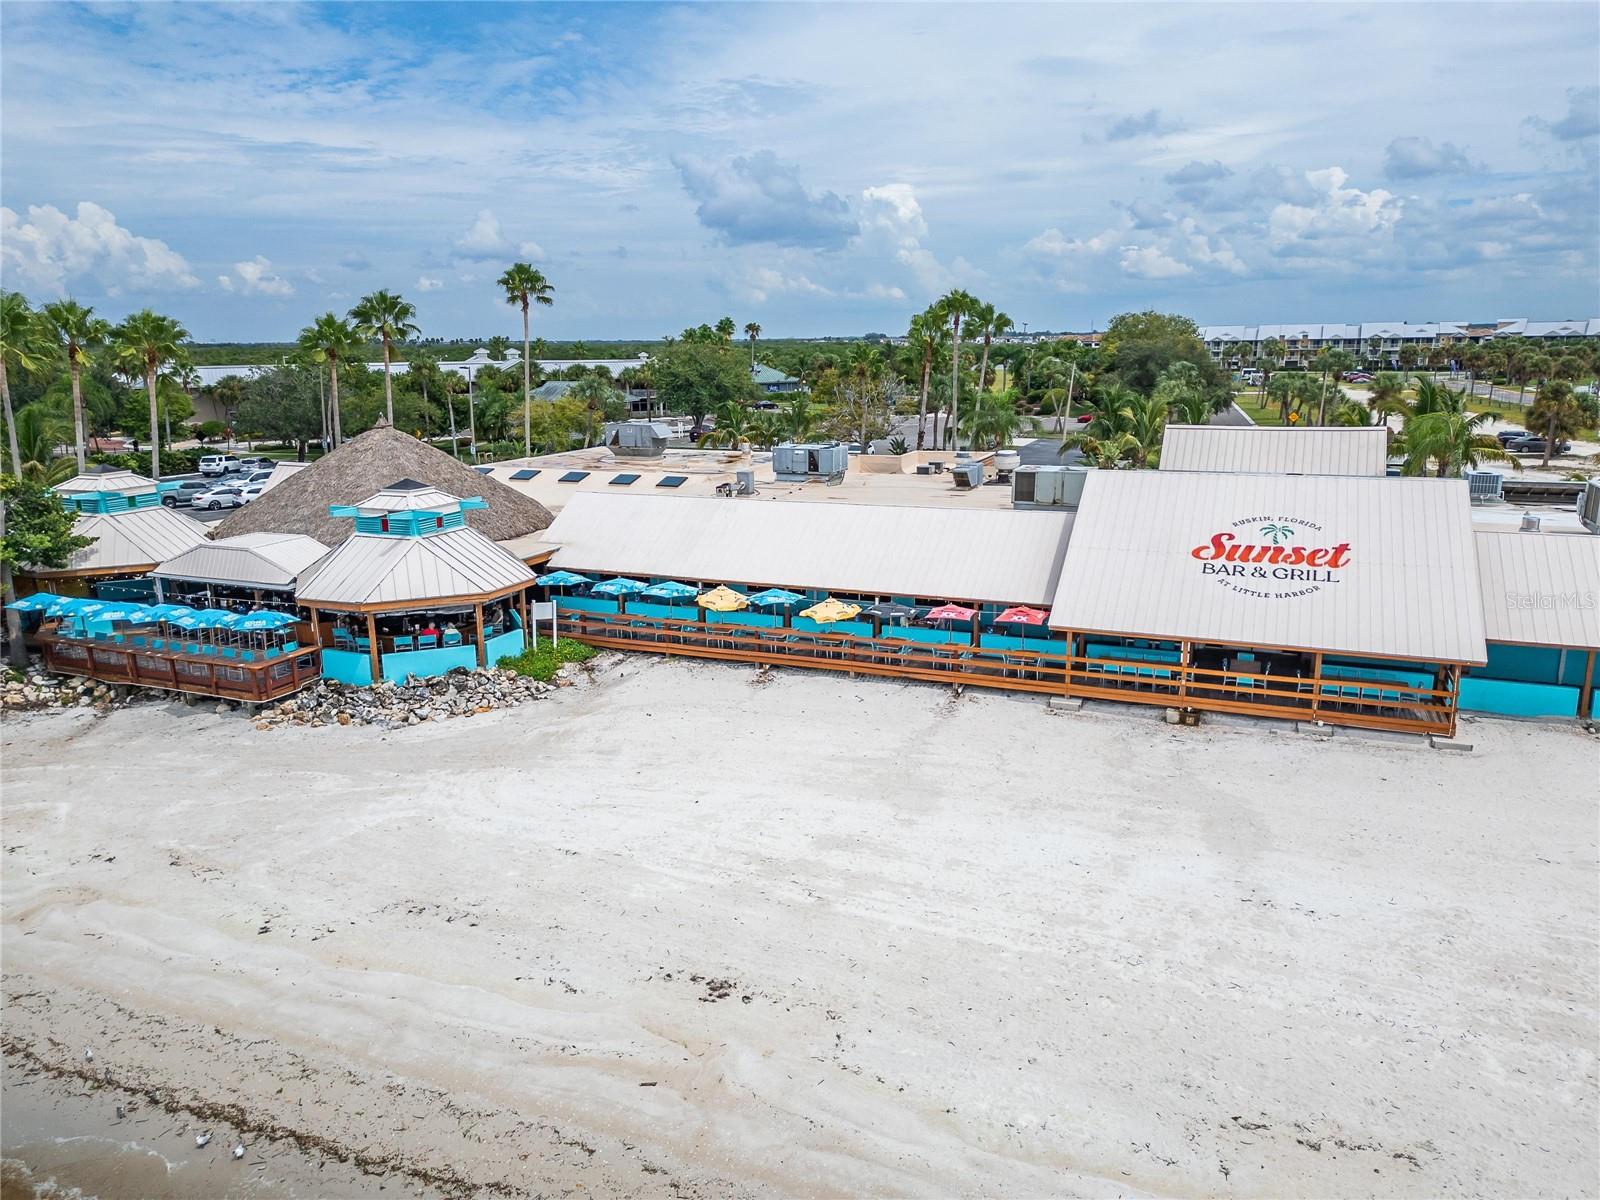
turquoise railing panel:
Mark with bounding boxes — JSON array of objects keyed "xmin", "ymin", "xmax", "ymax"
[
  {"xmin": 626, "ymin": 602, "xmax": 689, "ymax": 619},
  {"xmin": 1460, "ymin": 676, "xmax": 1579, "ymax": 718},
  {"xmin": 1482, "ymin": 643, "xmax": 1561, "ymax": 685},
  {"xmin": 557, "ymin": 596, "xmax": 619, "ymax": 613},
  {"xmin": 712, "ymin": 610, "xmax": 779, "ymax": 627},
  {"xmin": 322, "ymin": 647, "xmax": 373, "ymax": 686},
  {"xmin": 485, "ymin": 628, "xmax": 525, "ymax": 663},
  {"xmin": 380, "ymin": 644, "xmax": 477, "ymax": 682},
  {"xmin": 881, "ymin": 626, "xmax": 962, "ymax": 644}
]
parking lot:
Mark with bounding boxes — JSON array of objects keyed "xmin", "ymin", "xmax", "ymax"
[{"xmin": 161, "ymin": 455, "xmax": 279, "ymax": 520}]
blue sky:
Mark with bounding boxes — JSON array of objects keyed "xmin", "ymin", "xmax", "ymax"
[{"xmin": 2, "ymin": 2, "xmax": 1597, "ymax": 341}]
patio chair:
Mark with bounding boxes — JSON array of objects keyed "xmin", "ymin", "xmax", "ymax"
[
  {"xmin": 131, "ymin": 635, "xmax": 147, "ymax": 648},
  {"xmin": 264, "ymin": 646, "xmax": 282, "ymax": 659},
  {"xmin": 485, "ymin": 623, "xmax": 501, "ymax": 638},
  {"xmin": 394, "ymin": 635, "xmax": 415, "ymax": 652},
  {"xmin": 442, "ymin": 629, "xmax": 462, "ymax": 647},
  {"xmin": 355, "ymin": 636, "xmax": 371, "ymax": 652},
  {"xmin": 221, "ymin": 646, "xmax": 239, "ymax": 660},
  {"xmin": 281, "ymin": 640, "xmax": 298, "ymax": 653},
  {"xmin": 150, "ymin": 637, "xmax": 166, "ymax": 651},
  {"xmin": 418, "ymin": 634, "xmax": 438, "ymax": 649},
  {"xmin": 332, "ymin": 628, "xmax": 355, "ymax": 649},
  {"xmin": 240, "ymin": 649, "xmax": 257, "ymax": 663}
]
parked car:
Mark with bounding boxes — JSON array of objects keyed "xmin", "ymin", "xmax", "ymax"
[
  {"xmin": 1342, "ymin": 371, "xmax": 1373, "ymax": 383},
  {"xmin": 238, "ymin": 482, "xmax": 265, "ymax": 502},
  {"xmin": 238, "ymin": 456, "xmax": 275, "ymax": 470},
  {"xmin": 1511, "ymin": 436, "xmax": 1570, "ymax": 456},
  {"xmin": 193, "ymin": 484, "xmax": 246, "ymax": 510},
  {"xmin": 1495, "ymin": 430, "xmax": 1526, "ymax": 447},
  {"xmin": 161, "ymin": 479, "xmax": 211, "ymax": 508},
  {"xmin": 199, "ymin": 454, "xmax": 241, "ymax": 476}
]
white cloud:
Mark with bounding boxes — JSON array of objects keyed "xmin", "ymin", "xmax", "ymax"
[
  {"xmin": 453, "ymin": 208, "xmax": 514, "ymax": 260},
  {"xmin": 219, "ymin": 254, "xmax": 293, "ymax": 296},
  {"xmin": 738, "ymin": 266, "xmax": 834, "ymax": 304},
  {"xmin": 517, "ymin": 240, "xmax": 546, "ymax": 260},
  {"xmin": 0, "ymin": 200, "xmax": 199, "ymax": 294},
  {"xmin": 1268, "ymin": 167, "xmax": 1401, "ymax": 254},
  {"xmin": 417, "ymin": 275, "xmax": 444, "ymax": 291},
  {"xmin": 865, "ymin": 283, "xmax": 905, "ymax": 300},
  {"xmin": 674, "ymin": 151, "xmax": 858, "ymax": 251},
  {"xmin": 860, "ymin": 183, "xmax": 951, "ymax": 293},
  {"xmin": 1118, "ymin": 245, "xmax": 1191, "ymax": 279}
]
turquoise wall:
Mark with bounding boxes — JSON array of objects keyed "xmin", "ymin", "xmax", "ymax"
[
  {"xmin": 1460, "ymin": 676, "xmax": 1580, "ymax": 718},
  {"xmin": 322, "ymin": 647, "xmax": 373, "ymax": 686}
]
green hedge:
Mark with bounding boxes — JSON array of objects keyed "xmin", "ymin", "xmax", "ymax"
[
  {"xmin": 90, "ymin": 449, "xmax": 203, "ymax": 476},
  {"xmin": 497, "ymin": 639, "xmax": 597, "ymax": 681}
]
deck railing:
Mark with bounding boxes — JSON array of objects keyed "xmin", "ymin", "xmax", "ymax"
[
  {"xmin": 38, "ymin": 634, "xmax": 321, "ymax": 703},
  {"xmin": 557, "ymin": 610, "xmax": 1457, "ymax": 736}
]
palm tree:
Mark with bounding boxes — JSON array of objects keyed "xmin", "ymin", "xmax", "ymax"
[
  {"xmin": 1258, "ymin": 337, "xmax": 1286, "ymax": 407},
  {"xmin": 1331, "ymin": 400, "xmax": 1374, "ymax": 426},
  {"xmin": 13, "ymin": 402, "xmax": 75, "ymax": 484},
  {"xmin": 111, "ymin": 309, "xmax": 189, "ymax": 479},
  {"xmin": 497, "ymin": 264, "xmax": 554, "ymax": 458},
  {"xmin": 1409, "ymin": 373, "xmax": 1470, "ymax": 416},
  {"xmin": 1312, "ymin": 348, "xmax": 1355, "ymax": 424},
  {"xmin": 297, "ymin": 313, "xmax": 361, "ymax": 448},
  {"xmin": 1369, "ymin": 371, "xmax": 1406, "ymax": 414},
  {"xmin": 778, "ymin": 394, "xmax": 820, "ymax": 442},
  {"xmin": 1154, "ymin": 361, "xmax": 1210, "ymax": 425},
  {"xmin": 1062, "ymin": 385, "xmax": 1165, "ymax": 467},
  {"xmin": 959, "ymin": 388, "xmax": 1033, "ymax": 450},
  {"xmin": 935, "ymin": 289, "xmax": 977, "ymax": 451},
  {"xmin": 744, "ymin": 321, "xmax": 761, "ymax": 367},
  {"xmin": 1528, "ymin": 379, "xmax": 1583, "ymax": 468},
  {"xmin": 699, "ymin": 397, "xmax": 754, "ymax": 448},
  {"xmin": 906, "ymin": 308, "xmax": 944, "ymax": 450},
  {"xmin": 970, "ymin": 302, "xmax": 1013, "ymax": 393},
  {"xmin": 348, "ymin": 289, "xmax": 419, "ymax": 424},
  {"xmin": 40, "ymin": 299, "xmax": 112, "ymax": 472},
  {"xmin": 714, "ymin": 316, "xmax": 736, "ymax": 342},
  {"xmin": 1, "ymin": 291, "xmax": 53, "ymax": 476},
  {"xmin": 1401, "ymin": 409, "xmax": 1516, "ymax": 477}
]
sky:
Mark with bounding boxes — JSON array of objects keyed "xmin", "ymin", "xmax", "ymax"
[{"xmin": 2, "ymin": 2, "xmax": 1598, "ymax": 342}]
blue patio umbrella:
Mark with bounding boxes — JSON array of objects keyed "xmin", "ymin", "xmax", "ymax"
[
  {"xmin": 4, "ymin": 593, "xmax": 55, "ymax": 612},
  {"xmin": 194, "ymin": 609, "xmax": 243, "ymax": 628},
  {"xmin": 167, "ymin": 612, "xmax": 211, "ymax": 631},
  {"xmin": 232, "ymin": 610, "xmax": 298, "ymax": 632},
  {"xmin": 47, "ymin": 595, "xmax": 102, "ymax": 617},
  {"xmin": 535, "ymin": 570, "xmax": 592, "ymax": 588},
  {"xmin": 92, "ymin": 604, "xmax": 155, "ymax": 623},
  {"xmin": 146, "ymin": 603, "xmax": 197, "ymax": 618},
  {"xmin": 641, "ymin": 580, "xmax": 697, "ymax": 600},
  {"xmin": 590, "ymin": 577, "xmax": 648, "ymax": 597},
  {"xmin": 747, "ymin": 588, "xmax": 805, "ymax": 608}
]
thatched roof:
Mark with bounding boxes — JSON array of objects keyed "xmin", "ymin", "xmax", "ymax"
[{"xmin": 212, "ymin": 421, "xmax": 554, "ymax": 546}]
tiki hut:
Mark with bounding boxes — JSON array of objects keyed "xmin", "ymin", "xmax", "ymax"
[{"xmin": 212, "ymin": 421, "xmax": 554, "ymax": 549}]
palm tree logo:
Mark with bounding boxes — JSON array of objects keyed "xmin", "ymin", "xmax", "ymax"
[{"xmin": 1259, "ymin": 523, "xmax": 1295, "ymax": 544}]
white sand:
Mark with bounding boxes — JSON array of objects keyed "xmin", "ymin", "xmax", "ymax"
[{"xmin": 3, "ymin": 656, "xmax": 1597, "ymax": 1197}]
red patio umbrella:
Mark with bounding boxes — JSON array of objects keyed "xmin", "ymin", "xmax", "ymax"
[
  {"xmin": 995, "ymin": 605, "xmax": 1048, "ymax": 625},
  {"xmin": 924, "ymin": 603, "xmax": 976, "ymax": 622}
]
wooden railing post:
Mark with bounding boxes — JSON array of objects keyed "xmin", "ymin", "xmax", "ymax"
[{"xmin": 1310, "ymin": 652, "xmax": 1324, "ymax": 723}]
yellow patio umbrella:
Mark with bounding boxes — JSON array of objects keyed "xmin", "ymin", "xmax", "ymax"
[
  {"xmin": 799, "ymin": 597, "xmax": 861, "ymax": 624},
  {"xmin": 696, "ymin": 585, "xmax": 750, "ymax": 612}
]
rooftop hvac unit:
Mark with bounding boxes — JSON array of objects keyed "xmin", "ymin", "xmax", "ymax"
[
  {"xmin": 1012, "ymin": 465, "xmax": 1077, "ymax": 507},
  {"xmin": 1520, "ymin": 512, "xmax": 1542, "ymax": 533},
  {"xmin": 992, "ymin": 449, "xmax": 1021, "ymax": 477},
  {"xmin": 772, "ymin": 441, "xmax": 848, "ymax": 483},
  {"xmin": 1011, "ymin": 465, "xmax": 1039, "ymax": 504},
  {"xmin": 1464, "ymin": 469, "xmax": 1504, "ymax": 503},
  {"xmin": 1059, "ymin": 465, "xmax": 1091, "ymax": 508},
  {"xmin": 951, "ymin": 462, "xmax": 983, "ymax": 489},
  {"xmin": 1578, "ymin": 479, "xmax": 1600, "ymax": 533},
  {"xmin": 605, "ymin": 421, "xmax": 670, "ymax": 459}
]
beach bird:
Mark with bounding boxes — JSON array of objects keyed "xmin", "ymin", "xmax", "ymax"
[
  {"xmin": 195, "ymin": 1131, "xmax": 212, "ymax": 1148},
  {"xmin": 84, "ymin": 1048, "xmax": 93, "ymax": 1061},
  {"xmin": 115, "ymin": 1105, "xmax": 126, "ymax": 1120},
  {"xmin": 233, "ymin": 1143, "xmax": 246, "ymax": 1160}
]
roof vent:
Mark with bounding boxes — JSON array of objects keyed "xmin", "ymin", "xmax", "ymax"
[{"xmin": 1520, "ymin": 512, "xmax": 1542, "ymax": 533}]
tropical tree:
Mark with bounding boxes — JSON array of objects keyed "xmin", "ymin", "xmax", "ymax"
[
  {"xmin": 1401, "ymin": 409, "xmax": 1516, "ymax": 477},
  {"xmin": 1368, "ymin": 371, "xmax": 1406, "ymax": 414},
  {"xmin": 40, "ymin": 299, "xmax": 112, "ymax": 472},
  {"xmin": 714, "ymin": 316, "xmax": 736, "ymax": 342},
  {"xmin": 699, "ymin": 397, "xmax": 755, "ymax": 448},
  {"xmin": 1409, "ymin": 373, "xmax": 1470, "ymax": 417},
  {"xmin": 1527, "ymin": 380, "xmax": 1585, "ymax": 468},
  {"xmin": 1062, "ymin": 385, "xmax": 1166, "ymax": 468},
  {"xmin": 744, "ymin": 321, "xmax": 761, "ymax": 367},
  {"xmin": 970, "ymin": 302, "xmax": 1014, "ymax": 392},
  {"xmin": 2, "ymin": 476, "xmax": 94, "ymax": 665},
  {"xmin": 1331, "ymin": 400, "xmax": 1375, "ymax": 426},
  {"xmin": 1258, "ymin": 336, "xmax": 1287, "ymax": 402},
  {"xmin": 12, "ymin": 403, "xmax": 75, "ymax": 484},
  {"xmin": 297, "ymin": 313, "xmax": 362, "ymax": 448},
  {"xmin": 1153, "ymin": 361, "xmax": 1211, "ymax": 425},
  {"xmin": 905, "ymin": 308, "xmax": 944, "ymax": 450},
  {"xmin": 778, "ymin": 394, "xmax": 820, "ymax": 443},
  {"xmin": 934, "ymin": 289, "xmax": 977, "ymax": 451},
  {"xmin": 959, "ymin": 388, "xmax": 1032, "ymax": 450},
  {"xmin": 110, "ymin": 309, "xmax": 189, "ymax": 479},
  {"xmin": 1311, "ymin": 347, "xmax": 1355, "ymax": 424},
  {"xmin": 1, "ymin": 291, "xmax": 52, "ymax": 477},
  {"xmin": 497, "ymin": 263, "xmax": 554, "ymax": 457},
  {"xmin": 348, "ymin": 289, "xmax": 419, "ymax": 424}
]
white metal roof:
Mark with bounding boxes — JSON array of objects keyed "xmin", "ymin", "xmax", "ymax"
[
  {"xmin": 545, "ymin": 492, "xmax": 1074, "ymax": 604},
  {"xmin": 1160, "ymin": 425, "xmax": 1389, "ymax": 477},
  {"xmin": 1048, "ymin": 472, "xmax": 1486, "ymax": 664},
  {"xmin": 355, "ymin": 482, "xmax": 464, "ymax": 512},
  {"xmin": 1473, "ymin": 531, "xmax": 1600, "ymax": 650},
  {"xmin": 153, "ymin": 533, "xmax": 331, "ymax": 589},
  {"xmin": 56, "ymin": 470, "xmax": 157, "ymax": 496},
  {"xmin": 295, "ymin": 527, "xmax": 535, "ymax": 607},
  {"xmin": 33, "ymin": 506, "xmax": 210, "ymax": 575}
]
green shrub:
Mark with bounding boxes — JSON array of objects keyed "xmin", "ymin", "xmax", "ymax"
[
  {"xmin": 497, "ymin": 638, "xmax": 597, "ymax": 681},
  {"xmin": 90, "ymin": 448, "xmax": 202, "ymax": 477}
]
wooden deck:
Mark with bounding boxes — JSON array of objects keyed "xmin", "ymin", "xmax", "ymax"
[
  {"xmin": 38, "ymin": 634, "xmax": 322, "ymax": 704},
  {"xmin": 558, "ymin": 611, "xmax": 1459, "ymax": 736}
]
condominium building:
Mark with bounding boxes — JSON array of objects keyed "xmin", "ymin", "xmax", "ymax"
[{"xmin": 1198, "ymin": 318, "xmax": 1599, "ymax": 367}]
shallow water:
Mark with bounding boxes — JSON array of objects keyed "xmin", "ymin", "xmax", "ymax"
[{"xmin": 1, "ymin": 1063, "xmax": 403, "ymax": 1200}]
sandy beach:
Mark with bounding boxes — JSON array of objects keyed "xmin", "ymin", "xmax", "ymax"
[{"xmin": 3, "ymin": 655, "xmax": 1597, "ymax": 1198}]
